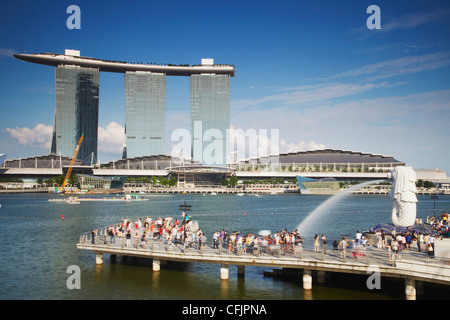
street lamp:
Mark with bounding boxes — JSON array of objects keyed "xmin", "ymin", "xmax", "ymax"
[
  {"xmin": 431, "ymin": 195, "xmax": 438, "ymax": 221},
  {"xmin": 179, "ymin": 200, "xmax": 191, "ymax": 243}
]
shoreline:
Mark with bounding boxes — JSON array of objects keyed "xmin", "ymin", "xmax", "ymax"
[{"xmin": 0, "ymin": 188, "xmax": 448, "ymax": 196}]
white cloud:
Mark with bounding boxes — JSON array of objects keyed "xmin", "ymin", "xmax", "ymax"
[
  {"xmin": 98, "ymin": 122, "xmax": 125, "ymax": 154},
  {"xmin": 231, "ymin": 82, "xmax": 390, "ymax": 110},
  {"xmin": 5, "ymin": 122, "xmax": 125, "ymax": 155},
  {"xmin": 5, "ymin": 123, "xmax": 52, "ymax": 149},
  {"xmin": 332, "ymin": 51, "xmax": 450, "ymax": 81},
  {"xmin": 381, "ymin": 10, "xmax": 450, "ymax": 33}
]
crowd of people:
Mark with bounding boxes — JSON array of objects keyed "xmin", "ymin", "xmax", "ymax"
[
  {"xmin": 89, "ymin": 214, "xmax": 447, "ymax": 262},
  {"xmin": 211, "ymin": 228, "xmax": 306, "ymax": 255},
  {"xmin": 92, "ymin": 215, "xmax": 199, "ymax": 249},
  {"xmin": 373, "ymin": 226, "xmax": 442, "ymax": 261}
]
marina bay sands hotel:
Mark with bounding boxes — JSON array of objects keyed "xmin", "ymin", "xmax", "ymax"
[{"xmin": 14, "ymin": 50, "xmax": 235, "ymax": 166}]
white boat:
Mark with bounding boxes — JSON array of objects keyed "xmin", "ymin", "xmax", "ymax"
[
  {"xmin": 211, "ymin": 192, "xmax": 217, "ymax": 195},
  {"xmin": 66, "ymin": 197, "xmax": 80, "ymax": 204},
  {"xmin": 237, "ymin": 193, "xmax": 244, "ymax": 196}
]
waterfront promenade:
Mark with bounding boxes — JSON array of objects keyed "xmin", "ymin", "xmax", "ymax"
[{"xmin": 77, "ymin": 226, "xmax": 450, "ymax": 300}]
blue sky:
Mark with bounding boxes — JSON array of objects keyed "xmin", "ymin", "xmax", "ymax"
[{"xmin": 1, "ymin": 0, "xmax": 449, "ymax": 173}]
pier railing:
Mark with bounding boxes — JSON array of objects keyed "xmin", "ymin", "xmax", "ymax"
[{"xmin": 78, "ymin": 227, "xmax": 447, "ymax": 266}]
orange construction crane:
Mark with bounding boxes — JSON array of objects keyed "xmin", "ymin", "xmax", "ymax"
[{"xmin": 61, "ymin": 133, "xmax": 84, "ymax": 190}]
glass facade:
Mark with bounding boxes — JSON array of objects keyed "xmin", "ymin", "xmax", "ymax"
[
  {"xmin": 190, "ymin": 74, "xmax": 230, "ymax": 166},
  {"xmin": 124, "ymin": 72, "xmax": 166, "ymax": 158},
  {"xmin": 53, "ymin": 65, "xmax": 99, "ymax": 163}
]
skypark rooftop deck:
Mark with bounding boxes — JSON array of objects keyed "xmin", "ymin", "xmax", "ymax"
[{"xmin": 13, "ymin": 52, "xmax": 236, "ymax": 77}]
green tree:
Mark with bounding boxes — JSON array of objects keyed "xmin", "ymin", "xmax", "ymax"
[
  {"xmin": 168, "ymin": 177, "xmax": 178, "ymax": 187},
  {"xmin": 228, "ymin": 176, "xmax": 238, "ymax": 188},
  {"xmin": 416, "ymin": 179, "xmax": 424, "ymax": 188},
  {"xmin": 424, "ymin": 181, "xmax": 435, "ymax": 189},
  {"xmin": 54, "ymin": 175, "xmax": 65, "ymax": 186}
]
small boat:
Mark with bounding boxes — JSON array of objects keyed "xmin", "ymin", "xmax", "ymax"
[
  {"xmin": 211, "ymin": 192, "xmax": 217, "ymax": 195},
  {"xmin": 236, "ymin": 193, "xmax": 244, "ymax": 196},
  {"xmin": 66, "ymin": 197, "xmax": 80, "ymax": 204}
]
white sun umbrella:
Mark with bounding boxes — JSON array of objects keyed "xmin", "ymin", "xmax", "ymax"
[{"xmin": 258, "ymin": 230, "xmax": 271, "ymax": 236}]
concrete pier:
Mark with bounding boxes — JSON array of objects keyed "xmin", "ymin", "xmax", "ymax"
[
  {"xmin": 303, "ymin": 269, "xmax": 312, "ymax": 290},
  {"xmin": 405, "ymin": 278, "xmax": 416, "ymax": 300},
  {"xmin": 153, "ymin": 259, "xmax": 160, "ymax": 272},
  {"xmin": 78, "ymin": 229, "xmax": 450, "ymax": 299},
  {"xmin": 220, "ymin": 264, "xmax": 229, "ymax": 280},
  {"xmin": 95, "ymin": 252, "xmax": 103, "ymax": 265}
]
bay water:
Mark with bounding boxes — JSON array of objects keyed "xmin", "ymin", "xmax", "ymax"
[{"xmin": 0, "ymin": 192, "xmax": 448, "ymax": 300}]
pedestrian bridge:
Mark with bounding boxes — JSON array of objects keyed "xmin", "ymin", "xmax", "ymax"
[{"xmin": 77, "ymin": 226, "xmax": 450, "ymax": 300}]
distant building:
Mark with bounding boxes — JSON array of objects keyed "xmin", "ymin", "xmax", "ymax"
[
  {"xmin": 14, "ymin": 51, "xmax": 235, "ymax": 163},
  {"xmin": 168, "ymin": 165, "xmax": 234, "ymax": 188},
  {"xmin": 190, "ymin": 73, "xmax": 230, "ymax": 167},
  {"xmin": 52, "ymin": 65, "xmax": 99, "ymax": 163},
  {"xmin": 296, "ymin": 176, "xmax": 341, "ymax": 194},
  {"xmin": 124, "ymin": 72, "xmax": 166, "ymax": 158},
  {"xmin": 233, "ymin": 149, "xmax": 405, "ymax": 174},
  {"xmin": 0, "ymin": 154, "xmax": 6, "ymax": 167},
  {"xmin": 76, "ymin": 174, "xmax": 127, "ymax": 190}
]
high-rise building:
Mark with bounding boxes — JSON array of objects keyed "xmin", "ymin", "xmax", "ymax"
[
  {"xmin": 14, "ymin": 51, "xmax": 235, "ymax": 164},
  {"xmin": 124, "ymin": 71, "xmax": 166, "ymax": 158},
  {"xmin": 190, "ymin": 73, "xmax": 230, "ymax": 166},
  {"xmin": 52, "ymin": 65, "xmax": 99, "ymax": 163}
]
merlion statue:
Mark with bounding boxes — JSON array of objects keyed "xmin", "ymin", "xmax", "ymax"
[{"xmin": 387, "ymin": 166, "xmax": 418, "ymax": 227}]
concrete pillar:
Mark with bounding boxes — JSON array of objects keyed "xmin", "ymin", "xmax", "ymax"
[
  {"xmin": 153, "ymin": 259, "xmax": 160, "ymax": 272},
  {"xmin": 95, "ymin": 253, "xmax": 103, "ymax": 265},
  {"xmin": 303, "ymin": 269, "xmax": 312, "ymax": 290},
  {"xmin": 220, "ymin": 264, "xmax": 229, "ymax": 280},
  {"xmin": 237, "ymin": 265, "xmax": 245, "ymax": 277},
  {"xmin": 405, "ymin": 278, "xmax": 416, "ymax": 300}
]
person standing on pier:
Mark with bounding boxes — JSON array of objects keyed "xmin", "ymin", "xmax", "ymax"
[
  {"xmin": 376, "ymin": 230, "xmax": 382, "ymax": 249},
  {"xmin": 213, "ymin": 231, "xmax": 219, "ymax": 249},
  {"xmin": 314, "ymin": 234, "xmax": 320, "ymax": 252},
  {"xmin": 355, "ymin": 230, "xmax": 362, "ymax": 246},
  {"xmin": 108, "ymin": 228, "xmax": 115, "ymax": 244},
  {"xmin": 91, "ymin": 230, "xmax": 96, "ymax": 245},
  {"xmin": 321, "ymin": 234, "xmax": 327, "ymax": 254},
  {"xmin": 339, "ymin": 237, "xmax": 347, "ymax": 258},
  {"xmin": 125, "ymin": 231, "xmax": 131, "ymax": 247},
  {"xmin": 391, "ymin": 238, "xmax": 399, "ymax": 262}
]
